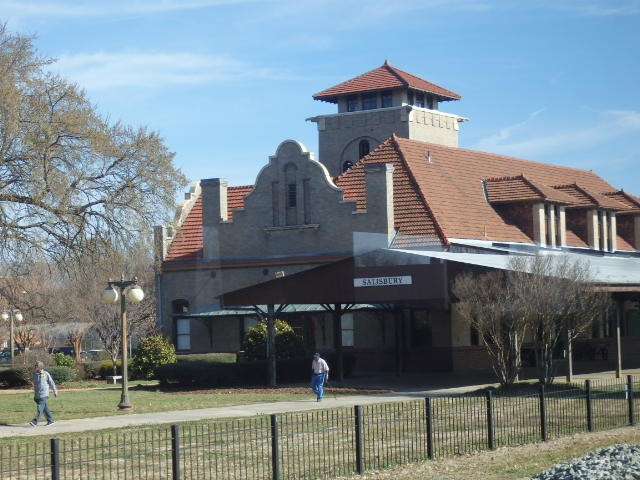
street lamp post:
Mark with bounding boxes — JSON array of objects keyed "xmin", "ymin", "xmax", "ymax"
[
  {"xmin": 102, "ymin": 276, "xmax": 144, "ymax": 410},
  {"xmin": 1, "ymin": 309, "xmax": 23, "ymax": 365}
]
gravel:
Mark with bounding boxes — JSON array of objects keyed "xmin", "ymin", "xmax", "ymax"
[{"xmin": 531, "ymin": 444, "xmax": 640, "ymax": 479}]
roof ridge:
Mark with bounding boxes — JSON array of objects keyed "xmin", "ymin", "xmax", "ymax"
[
  {"xmin": 484, "ymin": 174, "xmax": 526, "ymax": 182},
  {"xmin": 383, "ymin": 62, "xmax": 410, "ymax": 88}
]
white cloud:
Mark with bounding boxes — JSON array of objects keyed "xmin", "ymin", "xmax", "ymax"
[
  {"xmin": 473, "ymin": 109, "xmax": 545, "ymax": 150},
  {"xmin": 51, "ymin": 51, "xmax": 288, "ymax": 89},
  {"xmin": 472, "ymin": 108, "xmax": 640, "ymax": 159}
]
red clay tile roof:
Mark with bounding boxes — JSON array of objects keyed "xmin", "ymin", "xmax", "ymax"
[
  {"xmin": 165, "ymin": 137, "xmax": 639, "ymax": 262},
  {"xmin": 165, "ymin": 185, "xmax": 253, "ymax": 262},
  {"xmin": 337, "ymin": 135, "xmax": 636, "ymax": 247},
  {"xmin": 602, "ymin": 190, "xmax": 640, "ymax": 213},
  {"xmin": 228, "ymin": 185, "xmax": 254, "ymax": 213},
  {"xmin": 313, "ymin": 60, "xmax": 461, "ymax": 104},
  {"xmin": 334, "ymin": 138, "xmax": 445, "ymax": 247},
  {"xmin": 165, "ymin": 196, "xmax": 203, "ymax": 262},
  {"xmin": 484, "ymin": 175, "xmax": 575, "ymax": 204},
  {"xmin": 553, "ymin": 184, "xmax": 628, "ymax": 210}
]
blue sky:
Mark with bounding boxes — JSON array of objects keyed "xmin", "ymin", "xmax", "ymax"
[{"xmin": 3, "ymin": 0, "xmax": 639, "ymax": 197}]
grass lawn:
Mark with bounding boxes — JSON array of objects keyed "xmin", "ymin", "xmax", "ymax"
[
  {"xmin": 0, "ymin": 383, "xmax": 318, "ymax": 424},
  {"xmin": 334, "ymin": 425, "xmax": 640, "ymax": 480}
]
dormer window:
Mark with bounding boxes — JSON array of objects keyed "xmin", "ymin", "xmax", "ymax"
[
  {"xmin": 362, "ymin": 94, "xmax": 377, "ymax": 110},
  {"xmin": 347, "ymin": 95, "xmax": 358, "ymax": 112}
]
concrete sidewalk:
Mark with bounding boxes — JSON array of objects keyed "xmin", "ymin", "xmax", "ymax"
[{"xmin": 1, "ymin": 369, "xmax": 637, "ymax": 439}]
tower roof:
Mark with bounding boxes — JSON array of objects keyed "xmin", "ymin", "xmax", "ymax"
[{"xmin": 313, "ymin": 60, "xmax": 461, "ymax": 104}]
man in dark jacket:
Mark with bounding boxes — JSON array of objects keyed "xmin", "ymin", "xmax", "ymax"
[{"xmin": 29, "ymin": 360, "xmax": 58, "ymax": 426}]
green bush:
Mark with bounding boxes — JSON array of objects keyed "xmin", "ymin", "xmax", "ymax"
[
  {"xmin": 242, "ymin": 319, "xmax": 305, "ymax": 361},
  {"xmin": 130, "ymin": 335, "xmax": 177, "ymax": 380},
  {"xmin": 156, "ymin": 360, "xmax": 260, "ymax": 387},
  {"xmin": 52, "ymin": 352, "xmax": 75, "ymax": 367},
  {"xmin": 77, "ymin": 361, "xmax": 101, "ymax": 380},
  {"xmin": 48, "ymin": 365, "xmax": 77, "ymax": 384},
  {"xmin": 0, "ymin": 365, "xmax": 32, "ymax": 387}
]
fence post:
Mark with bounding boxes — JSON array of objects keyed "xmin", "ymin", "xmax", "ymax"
[
  {"xmin": 585, "ymin": 380, "xmax": 593, "ymax": 432},
  {"xmin": 270, "ymin": 414, "xmax": 281, "ymax": 480},
  {"xmin": 628, "ymin": 375, "xmax": 635, "ymax": 426},
  {"xmin": 425, "ymin": 397, "xmax": 434, "ymax": 460},
  {"xmin": 171, "ymin": 424, "xmax": 180, "ymax": 480},
  {"xmin": 354, "ymin": 405, "xmax": 364, "ymax": 474},
  {"xmin": 539, "ymin": 383, "xmax": 547, "ymax": 441},
  {"xmin": 486, "ymin": 391, "xmax": 495, "ymax": 450},
  {"xmin": 50, "ymin": 438, "xmax": 60, "ymax": 480}
]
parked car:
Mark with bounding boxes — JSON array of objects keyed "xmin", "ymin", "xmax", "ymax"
[
  {"xmin": 49, "ymin": 346, "xmax": 75, "ymax": 357},
  {"xmin": 80, "ymin": 349, "xmax": 105, "ymax": 362}
]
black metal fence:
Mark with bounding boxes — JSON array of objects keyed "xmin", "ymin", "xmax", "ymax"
[{"xmin": 1, "ymin": 375, "xmax": 637, "ymax": 480}]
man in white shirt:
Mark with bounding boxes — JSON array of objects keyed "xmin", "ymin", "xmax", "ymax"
[{"xmin": 310, "ymin": 352, "xmax": 329, "ymax": 402}]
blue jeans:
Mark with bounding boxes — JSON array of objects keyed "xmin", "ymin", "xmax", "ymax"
[
  {"xmin": 33, "ymin": 396, "xmax": 54, "ymax": 424},
  {"xmin": 311, "ymin": 373, "xmax": 326, "ymax": 400}
]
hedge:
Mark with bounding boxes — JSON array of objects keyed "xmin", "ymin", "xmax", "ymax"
[{"xmin": 156, "ymin": 354, "xmax": 355, "ymax": 388}]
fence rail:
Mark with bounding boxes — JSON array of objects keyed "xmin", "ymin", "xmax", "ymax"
[{"xmin": 1, "ymin": 375, "xmax": 637, "ymax": 480}]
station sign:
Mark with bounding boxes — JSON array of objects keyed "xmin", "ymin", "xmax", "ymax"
[{"xmin": 353, "ymin": 276, "xmax": 413, "ymax": 288}]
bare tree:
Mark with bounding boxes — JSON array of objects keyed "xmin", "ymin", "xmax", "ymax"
[
  {"xmin": 0, "ymin": 25, "xmax": 187, "ymax": 269},
  {"xmin": 509, "ymin": 255, "xmax": 611, "ymax": 384},
  {"xmin": 453, "ymin": 254, "xmax": 611, "ymax": 386},
  {"xmin": 453, "ymin": 270, "xmax": 528, "ymax": 386}
]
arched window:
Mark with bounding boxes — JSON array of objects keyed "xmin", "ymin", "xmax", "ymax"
[
  {"xmin": 358, "ymin": 140, "xmax": 370, "ymax": 159},
  {"xmin": 342, "ymin": 160, "xmax": 354, "ymax": 172}
]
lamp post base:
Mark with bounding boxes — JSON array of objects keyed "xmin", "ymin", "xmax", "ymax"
[{"xmin": 118, "ymin": 395, "xmax": 133, "ymax": 410}]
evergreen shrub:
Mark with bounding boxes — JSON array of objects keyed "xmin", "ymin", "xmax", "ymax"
[
  {"xmin": 130, "ymin": 335, "xmax": 177, "ymax": 380},
  {"xmin": 48, "ymin": 365, "xmax": 77, "ymax": 384}
]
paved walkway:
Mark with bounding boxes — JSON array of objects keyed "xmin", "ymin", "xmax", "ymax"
[{"xmin": 1, "ymin": 369, "xmax": 637, "ymax": 439}]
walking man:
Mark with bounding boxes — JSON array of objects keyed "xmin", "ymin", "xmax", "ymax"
[
  {"xmin": 30, "ymin": 360, "xmax": 58, "ymax": 426},
  {"xmin": 311, "ymin": 352, "xmax": 329, "ymax": 402}
]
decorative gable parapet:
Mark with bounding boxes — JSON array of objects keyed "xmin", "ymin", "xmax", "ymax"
[{"xmin": 197, "ymin": 140, "xmax": 395, "ymax": 262}]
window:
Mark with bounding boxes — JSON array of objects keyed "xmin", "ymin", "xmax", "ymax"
[
  {"xmin": 358, "ymin": 140, "xmax": 370, "ymax": 159},
  {"xmin": 407, "ymin": 91, "xmax": 414, "ymax": 105},
  {"xmin": 362, "ymin": 94, "xmax": 377, "ymax": 110},
  {"xmin": 426, "ymin": 96, "xmax": 434, "ymax": 109},
  {"xmin": 342, "ymin": 160, "xmax": 354, "ymax": 172},
  {"xmin": 176, "ymin": 319, "xmax": 191, "ymax": 351},
  {"xmin": 347, "ymin": 95, "xmax": 358, "ymax": 112},
  {"xmin": 381, "ymin": 90, "xmax": 392, "ymax": 108},
  {"xmin": 341, "ymin": 313, "xmax": 354, "ymax": 347},
  {"xmin": 287, "ymin": 183, "xmax": 297, "ymax": 208},
  {"xmin": 415, "ymin": 93, "xmax": 425, "ymax": 108}
]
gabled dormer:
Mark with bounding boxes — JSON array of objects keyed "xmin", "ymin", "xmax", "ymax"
[
  {"xmin": 483, "ymin": 175, "xmax": 574, "ymax": 248},
  {"xmin": 308, "ymin": 61, "xmax": 467, "ymax": 176}
]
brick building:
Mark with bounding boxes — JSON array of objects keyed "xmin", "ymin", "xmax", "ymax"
[{"xmin": 154, "ymin": 62, "xmax": 640, "ymax": 375}]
